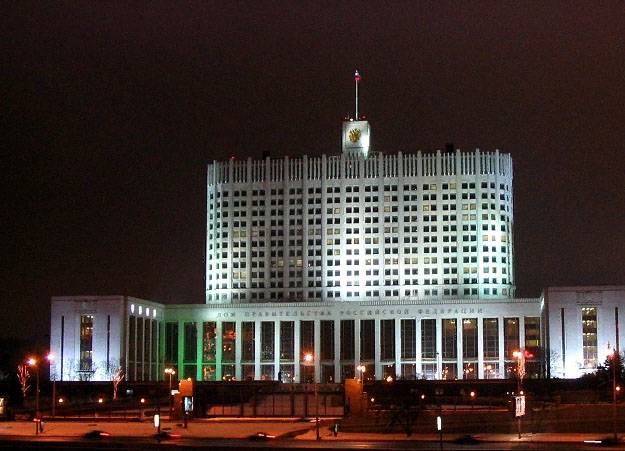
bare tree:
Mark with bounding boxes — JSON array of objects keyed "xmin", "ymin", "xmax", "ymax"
[
  {"xmin": 16, "ymin": 364, "xmax": 31, "ymax": 399},
  {"xmin": 101, "ymin": 360, "xmax": 125, "ymax": 400},
  {"xmin": 112, "ymin": 368, "xmax": 125, "ymax": 400}
]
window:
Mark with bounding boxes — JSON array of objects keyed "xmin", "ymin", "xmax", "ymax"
[
  {"xmin": 183, "ymin": 322, "xmax": 197, "ymax": 362},
  {"xmin": 79, "ymin": 315, "xmax": 94, "ymax": 371},
  {"xmin": 421, "ymin": 319, "xmax": 436, "ymax": 359},
  {"xmin": 582, "ymin": 308, "xmax": 598, "ymax": 368},
  {"xmin": 165, "ymin": 322, "xmax": 178, "ymax": 365},
  {"xmin": 340, "ymin": 320, "xmax": 355, "ymax": 360},
  {"xmin": 380, "ymin": 320, "xmax": 395, "ymax": 361},
  {"xmin": 504, "ymin": 318, "xmax": 519, "ymax": 359},
  {"xmin": 401, "ymin": 319, "xmax": 416, "ymax": 359},
  {"xmin": 462, "ymin": 318, "xmax": 478, "ymax": 359},
  {"xmin": 320, "ymin": 320, "xmax": 334, "ymax": 361},
  {"xmin": 202, "ymin": 322, "xmax": 217, "ymax": 362},
  {"xmin": 261, "ymin": 322, "xmax": 274, "ymax": 362},
  {"xmin": 280, "ymin": 322, "xmax": 294, "ymax": 360},
  {"xmin": 442, "ymin": 319, "xmax": 457, "ymax": 359},
  {"xmin": 360, "ymin": 320, "xmax": 375, "ymax": 361},
  {"xmin": 222, "ymin": 322, "xmax": 236, "ymax": 363},
  {"xmin": 483, "ymin": 318, "xmax": 499, "ymax": 359},
  {"xmin": 300, "ymin": 321, "xmax": 314, "ymax": 359},
  {"xmin": 241, "ymin": 322, "xmax": 255, "ymax": 362}
]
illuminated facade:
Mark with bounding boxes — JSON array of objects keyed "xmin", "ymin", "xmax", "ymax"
[
  {"xmin": 48, "ymin": 89, "xmax": 625, "ymax": 383},
  {"xmin": 206, "ymin": 146, "xmax": 515, "ymax": 305}
]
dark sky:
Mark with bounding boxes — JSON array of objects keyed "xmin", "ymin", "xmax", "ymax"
[{"xmin": 3, "ymin": 2, "xmax": 625, "ymax": 345}]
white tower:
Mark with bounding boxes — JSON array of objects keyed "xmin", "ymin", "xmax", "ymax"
[{"xmin": 342, "ymin": 70, "xmax": 371, "ymax": 158}]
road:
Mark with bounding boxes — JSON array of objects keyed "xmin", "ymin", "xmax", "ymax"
[
  {"xmin": 0, "ymin": 436, "xmax": 623, "ymax": 450},
  {"xmin": 0, "ymin": 418, "xmax": 623, "ymax": 450}
]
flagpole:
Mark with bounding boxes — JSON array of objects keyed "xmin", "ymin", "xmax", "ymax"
[{"xmin": 355, "ymin": 70, "xmax": 359, "ymax": 120}]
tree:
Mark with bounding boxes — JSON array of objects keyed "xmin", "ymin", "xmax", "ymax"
[
  {"xmin": 112, "ymin": 368, "xmax": 125, "ymax": 400},
  {"xmin": 580, "ymin": 351, "xmax": 625, "ymax": 393},
  {"xmin": 597, "ymin": 351, "xmax": 624, "ymax": 385},
  {"xmin": 101, "ymin": 360, "xmax": 125, "ymax": 400},
  {"xmin": 16, "ymin": 364, "xmax": 30, "ymax": 399}
]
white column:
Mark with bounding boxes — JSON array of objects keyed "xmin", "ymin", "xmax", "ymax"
[
  {"xmin": 216, "ymin": 321, "xmax": 223, "ymax": 381},
  {"xmin": 294, "ymin": 320, "xmax": 301, "ymax": 382},
  {"xmin": 394, "ymin": 318, "xmax": 402, "ymax": 379},
  {"xmin": 519, "ymin": 316, "xmax": 526, "ymax": 350},
  {"xmin": 457, "ymin": 318, "xmax": 463, "ymax": 379},
  {"xmin": 254, "ymin": 320, "xmax": 261, "ymax": 380},
  {"xmin": 334, "ymin": 319, "xmax": 341, "ymax": 383},
  {"xmin": 436, "ymin": 318, "xmax": 443, "ymax": 379},
  {"xmin": 314, "ymin": 319, "xmax": 321, "ymax": 383},
  {"xmin": 176, "ymin": 320, "xmax": 184, "ymax": 381},
  {"xmin": 139, "ymin": 318, "xmax": 145, "ymax": 381},
  {"xmin": 235, "ymin": 320, "xmax": 242, "ymax": 381},
  {"xmin": 415, "ymin": 318, "xmax": 422, "ymax": 377},
  {"xmin": 196, "ymin": 321, "xmax": 203, "ymax": 381},
  {"xmin": 477, "ymin": 318, "xmax": 484, "ymax": 379},
  {"xmin": 374, "ymin": 318, "xmax": 381, "ymax": 380},
  {"xmin": 274, "ymin": 320, "xmax": 281, "ymax": 381},
  {"xmin": 498, "ymin": 317, "xmax": 505, "ymax": 378},
  {"xmin": 354, "ymin": 319, "xmax": 361, "ymax": 376}
]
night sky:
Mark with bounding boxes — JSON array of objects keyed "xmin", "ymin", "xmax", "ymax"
[{"xmin": 3, "ymin": 2, "xmax": 625, "ymax": 346}]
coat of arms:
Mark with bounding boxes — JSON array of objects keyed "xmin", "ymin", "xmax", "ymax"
[{"xmin": 348, "ymin": 128, "xmax": 361, "ymax": 143}]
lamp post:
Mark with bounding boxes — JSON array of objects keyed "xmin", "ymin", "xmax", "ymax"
[
  {"xmin": 512, "ymin": 350, "xmax": 525, "ymax": 439},
  {"xmin": 303, "ymin": 353, "xmax": 319, "ymax": 440},
  {"xmin": 46, "ymin": 354, "xmax": 56, "ymax": 418},
  {"xmin": 610, "ymin": 348, "xmax": 619, "ymax": 442},
  {"xmin": 164, "ymin": 368, "xmax": 176, "ymax": 420},
  {"xmin": 27, "ymin": 358, "xmax": 40, "ymax": 434},
  {"xmin": 356, "ymin": 364, "xmax": 366, "ymax": 382}
]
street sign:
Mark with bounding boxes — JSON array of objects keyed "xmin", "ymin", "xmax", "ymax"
[{"xmin": 515, "ymin": 395, "xmax": 525, "ymax": 417}]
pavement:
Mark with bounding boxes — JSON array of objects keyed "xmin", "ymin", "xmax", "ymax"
[{"xmin": 0, "ymin": 418, "xmax": 622, "ymax": 444}]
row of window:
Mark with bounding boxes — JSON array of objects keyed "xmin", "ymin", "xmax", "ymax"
[
  {"xmin": 209, "ymin": 182, "xmax": 511, "ymax": 200},
  {"xmin": 164, "ymin": 316, "xmax": 535, "ymax": 380}
]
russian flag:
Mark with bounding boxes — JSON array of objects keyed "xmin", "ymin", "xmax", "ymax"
[{"xmin": 354, "ymin": 70, "xmax": 362, "ymax": 82}]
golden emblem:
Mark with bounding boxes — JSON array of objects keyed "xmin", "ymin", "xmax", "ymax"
[{"xmin": 348, "ymin": 128, "xmax": 361, "ymax": 143}]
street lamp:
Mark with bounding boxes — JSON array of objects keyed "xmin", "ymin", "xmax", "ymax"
[
  {"xmin": 356, "ymin": 364, "xmax": 366, "ymax": 381},
  {"xmin": 164, "ymin": 368, "xmax": 176, "ymax": 420},
  {"xmin": 303, "ymin": 353, "xmax": 320, "ymax": 440},
  {"xmin": 46, "ymin": 353, "xmax": 56, "ymax": 418},
  {"xmin": 609, "ymin": 347, "xmax": 620, "ymax": 442},
  {"xmin": 27, "ymin": 357, "xmax": 40, "ymax": 434},
  {"xmin": 512, "ymin": 350, "xmax": 526, "ymax": 439}
]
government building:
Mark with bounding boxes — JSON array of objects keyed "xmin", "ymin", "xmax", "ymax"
[{"xmin": 49, "ymin": 76, "xmax": 625, "ymax": 384}]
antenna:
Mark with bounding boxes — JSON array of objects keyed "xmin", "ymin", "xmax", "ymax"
[{"xmin": 354, "ymin": 70, "xmax": 361, "ymax": 120}]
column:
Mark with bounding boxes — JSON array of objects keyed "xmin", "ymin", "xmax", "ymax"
[
  {"xmin": 374, "ymin": 318, "xmax": 381, "ymax": 380},
  {"xmin": 235, "ymin": 320, "xmax": 242, "ymax": 381},
  {"xmin": 394, "ymin": 318, "xmax": 401, "ymax": 379},
  {"xmin": 274, "ymin": 320, "xmax": 281, "ymax": 380},
  {"xmin": 519, "ymin": 316, "xmax": 526, "ymax": 350},
  {"xmin": 334, "ymin": 319, "xmax": 341, "ymax": 383},
  {"xmin": 435, "ymin": 318, "xmax": 443, "ymax": 379},
  {"xmin": 254, "ymin": 320, "xmax": 261, "ymax": 380},
  {"xmin": 354, "ymin": 318, "xmax": 361, "ymax": 376},
  {"xmin": 314, "ymin": 319, "xmax": 321, "ymax": 383},
  {"xmin": 498, "ymin": 316, "xmax": 505, "ymax": 378},
  {"xmin": 415, "ymin": 318, "xmax": 423, "ymax": 376},
  {"xmin": 196, "ymin": 321, "xmax": 203, "ymax": 381},
  {"xmin": 477, "ymin": 318, "xmax": 484, "ymax": 379},
  {"xmin": 177, "ymin": 320, "xmax": 184, "ymax": 381},
  {"xmin": 216, "ymin": 321, "xmax": 223, "ymax": 381},
  {"xmin": 294, "ymin": 320, "xmax": 301, "ymax": 382},
  {"xmin": 457, "ymin": 318, "xmax": 463, "ymax": 379}
]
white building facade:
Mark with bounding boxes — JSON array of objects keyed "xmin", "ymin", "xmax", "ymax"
[
  {"xmin": 206, "ymin": 145, "xmax": 515, "ymax": 305},
  {"xmin": 48, "ymin": 119, "xmax": 625, "ymax": 383},
  {"xmin": 541, "ymin": 286, "xmax": 625, "ymax": 379}
]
